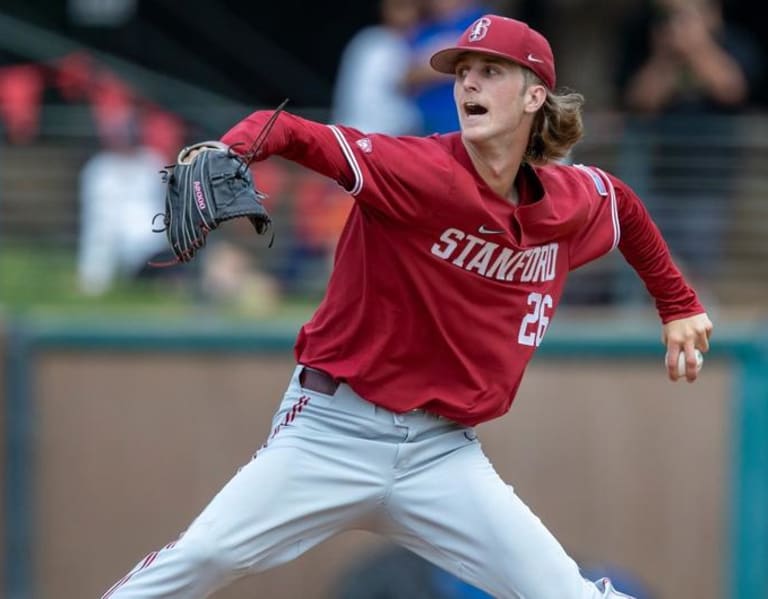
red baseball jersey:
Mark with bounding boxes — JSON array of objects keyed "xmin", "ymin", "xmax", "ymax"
[{"xmin": 222, "ymin": 112, "xmax": 703, "ymax": 426}]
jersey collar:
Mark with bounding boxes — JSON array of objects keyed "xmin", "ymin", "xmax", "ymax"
[{"xmin": 442, "ymin": 133, "xmax": 587, "ymax": 246}]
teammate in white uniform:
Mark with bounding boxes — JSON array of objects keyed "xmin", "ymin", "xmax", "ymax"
[{"xmin": 102, "ymin": 15, "xmax": 712, "ymax": 599}]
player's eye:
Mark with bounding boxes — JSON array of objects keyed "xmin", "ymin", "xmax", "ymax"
[
  {"xmin": 456, "ymin": 65, "xmax": 469, "ymax": 78},
  {"xmin": 483, "ymin": 65, "xmax": 498, "ymax": 76}
]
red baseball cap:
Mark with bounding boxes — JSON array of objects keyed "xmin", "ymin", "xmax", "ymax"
[{"xmin": 430, "ymin": 15, "xmax": 556, "ymax": 90}]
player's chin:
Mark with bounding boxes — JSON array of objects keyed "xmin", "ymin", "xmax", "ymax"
[{"xmin": 459, "ymin": 120, "xmax": 493, "ymax": 142}]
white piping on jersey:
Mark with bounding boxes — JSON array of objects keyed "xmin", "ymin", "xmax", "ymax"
[
  {"xmin": 574, "ymin": 164, "xmax": 621, "ymax": 251},
  {"xmin": 327, "ymin": 125, "xmax": 363, "ymax": 196},
  {"xmin": 594, "ymin": 167, "xmax": 621, "ymax": 250}
]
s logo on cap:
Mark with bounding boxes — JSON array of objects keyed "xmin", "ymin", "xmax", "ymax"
[{"xmin": 468, "ymin": 17, "xmax": 491, "ymax": 42}]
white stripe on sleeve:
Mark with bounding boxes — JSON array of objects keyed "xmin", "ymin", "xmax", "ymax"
[
  {"xmin": 594, "ymin": 167, "xmax": 621, "ymax": 250},
  {"xmin": 327, "ymin": 125, "xmax": 363, "ymax": 196}
]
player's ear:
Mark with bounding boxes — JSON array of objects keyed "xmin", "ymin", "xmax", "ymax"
[{"xmin": 523, "ymin": 84, "xmax": 547, "ymax": 114}]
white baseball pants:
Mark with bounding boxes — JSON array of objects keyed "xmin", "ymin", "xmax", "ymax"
[{"xmin": 102, "ymin": 366, "xmax": 634, "ymax": 599}]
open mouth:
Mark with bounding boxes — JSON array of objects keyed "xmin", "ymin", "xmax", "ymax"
[{"xmin": 463, "ymin": 102, "xmax": 488, "ymax": 117}]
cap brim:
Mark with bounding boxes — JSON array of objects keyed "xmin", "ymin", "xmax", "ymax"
[
  {"xmin": 430, "ymin": 46, "xmax": 525, "ymax": 74},
  {"xmin": 429, "ymin": 48, "xmax": 465, "ymax": 74}
]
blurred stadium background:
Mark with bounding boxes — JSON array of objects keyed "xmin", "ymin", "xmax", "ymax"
[{"xmin": 0, "ymin": 1, "xmax": 766, "ymax": 598}]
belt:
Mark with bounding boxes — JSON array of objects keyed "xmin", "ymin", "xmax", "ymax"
[{"xmin": 299, "ymin": 366, "xmax": 340, "ymax": 395}]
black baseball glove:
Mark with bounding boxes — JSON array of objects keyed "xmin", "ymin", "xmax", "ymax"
[{"xmin": 153, "ymin": 141, "xmax": 272, "ymax": 265}]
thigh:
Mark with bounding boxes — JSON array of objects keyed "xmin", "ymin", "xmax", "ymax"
[
  {"xmin": 180, "ymin": 385, "xmax": 390, "ymax": 573},
  {"xmin": 386, "ymin": 440, "xmax": 596, "ymax": 599}
]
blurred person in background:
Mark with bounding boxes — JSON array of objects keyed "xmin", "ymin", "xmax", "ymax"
[
  {"xmin": 405, "ymin": 0, "xmax": 489, "ymax": 133},
  {"xmin": 77, "ymin": 112, "xmax": 168, "ymax": 295},
  {"xmin": 199, "ymin": 238, "xmax": 281, "ymax": 316},
  {"xmin": 614, "ymin": 0, "xmax": 763, "ymax": 302},
  {"xmin": 332, "ymin": 0, "xmax": 423, "ymax": 135},
  {"xmin": 323, "ymin": 0, "xmax": 422, "ymax": 293},
  {"xmin": 619, "ymin": 0, "xmax": 760, "ymax": 115}
]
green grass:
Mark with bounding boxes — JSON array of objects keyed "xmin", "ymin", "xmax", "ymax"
[
  {"xmin": 1, "ymin": 244, "xmax": 185, "ymax": 312},
  {"xmin": 0, "ymin": 243, "xmax": 315, "ymax": 324}
]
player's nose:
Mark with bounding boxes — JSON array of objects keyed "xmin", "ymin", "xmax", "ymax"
[{"xmin": 461, "ymin": 71, "xmax": 481, "ymax": 92}]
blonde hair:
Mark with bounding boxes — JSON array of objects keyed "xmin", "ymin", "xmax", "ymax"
[{"xmin": 522, "ymin": 70, "xmax": 585, "ymax": 165}]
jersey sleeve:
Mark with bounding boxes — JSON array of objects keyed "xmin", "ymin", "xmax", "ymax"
[
  {"xmin": 567, "ymin": 165, "xmax": 704, "ymax": 322},
  {"xmin": 326, "ymin": 125, "xmax": 455, "ymax": 221},
  {"xmin": 221, "ymin": 110, "xmax": 354, "ymax": 189},
  {"xmin": 612, "ymin": 177, "xmax": 705, "ymax": 323},
  {"xmin": 221, "ymin": 110, "xmax": 452, "ymax": 222},
  {"xmin": 567, "ymin": 164, "xmax": 621, "ymax": 269}
]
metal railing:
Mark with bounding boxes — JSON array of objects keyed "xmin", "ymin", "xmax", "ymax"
[{"xmin": 1, "ymin": 109, "xmax": 767, "ymax": 308}]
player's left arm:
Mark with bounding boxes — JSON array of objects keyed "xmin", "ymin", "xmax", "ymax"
[
  {"xmin": 220, "ymin": 109, "xmax": 450, "ymax": 223},
  {"xmin": 612, "ymin": 176, "xmax": 713, "ymax": 382},
  {"xmin": 220, "ymin": 110, "xmax": 356, "ymax": 189}
]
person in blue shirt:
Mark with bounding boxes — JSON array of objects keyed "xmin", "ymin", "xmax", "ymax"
[{"xmin": 404, "ymin": 0, "xmax": 488, "ymax": 133}]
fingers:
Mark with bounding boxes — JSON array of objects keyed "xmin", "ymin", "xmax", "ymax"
[
  {"xmin": 662, "ymin": 313, "xmax": 713, "ymax": 383},
  {"xmin": 666, "ymin": 344, "xmax": 683, "ymax": 382},
  {"xmin": 180, "ymin": 148, "xmax": 202, "ymax": 165},
  {"xmin": 177, "ymin": 141, "xmax": 229, "ymax": 164},
  {"xmin": 682, "ymin": 340, "xmax": 698, "ymax": 383},
  {"xmin": 666, "ymin": 342, "xmax": 700, "ymax": 383},
  {"xmin": 696, "ymin": 328, "xmax": 710, "ymax": 353}
]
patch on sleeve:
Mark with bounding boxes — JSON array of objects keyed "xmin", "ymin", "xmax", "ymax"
[
  {"xmin": 356, "ymin": 137, "xmax": 372, "ymax": 153},
  {"xmin": 574, "ymin": 164, "xmax": 608, "ymax": 197}
]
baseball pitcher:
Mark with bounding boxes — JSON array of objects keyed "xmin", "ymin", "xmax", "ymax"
[{"xmin": 102, "ymin": 15, "xmax": 712, "ymax": 599}]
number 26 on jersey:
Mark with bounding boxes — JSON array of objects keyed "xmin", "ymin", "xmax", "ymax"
[{"xmin": 517, "ymin": 292, "xmax": 553, "ymax": 347}]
